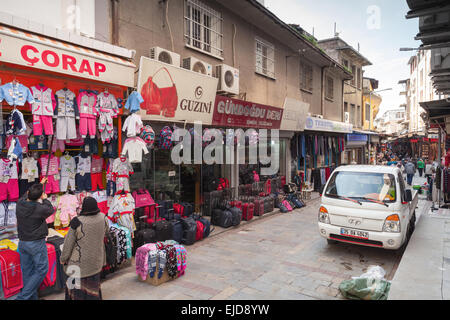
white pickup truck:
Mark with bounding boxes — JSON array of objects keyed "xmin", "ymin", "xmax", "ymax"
[{"xmin": 318, "ymin": 165, "xmax": 419, "ymax": 250}]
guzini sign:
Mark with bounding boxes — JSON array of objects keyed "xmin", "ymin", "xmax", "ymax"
[
  {"xmin": 0, "ymin": 27, "xmax": 135, "ymax": 87},
  {"xmin": 212, "ymin": 96, "xmax": 283, "ymax": 129}
]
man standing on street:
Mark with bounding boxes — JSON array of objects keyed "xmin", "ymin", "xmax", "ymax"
[
  {"xmin": 15, "ymin": 178, "xmax": 54, "ymax": 300},
  {"xmin": 405, "ymin": 160, "xmax": 416, "ymax": 186},
  {"xmin": 417, "ymin": 158, "xmax": 425, "ymax": 177}
]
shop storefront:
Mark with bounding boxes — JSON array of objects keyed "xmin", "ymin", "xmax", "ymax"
[
  {"xmin": 292, "ymin": 116, "xmax": 352, "ymax": 192},
  {"xmin": 345, "ymin": 132, "xmax": 369, "ymax": 165}
]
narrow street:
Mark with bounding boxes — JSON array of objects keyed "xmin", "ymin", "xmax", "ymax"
[{"xmin": 46, "ymin": 172, "xmax": 430, "ymax": 300}]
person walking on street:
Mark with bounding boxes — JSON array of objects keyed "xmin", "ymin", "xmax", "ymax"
[
  {"xmin": 405, "ymin": 160, "xmax": 416, "ymax": 186},
  {"xmin": 417, "ymin": 158, "xmax": 425, "ymax": 177},
  {"xmin": 60, "ymin": 197, "xmax": 109, "ymax": 300},
  {"xmin": 15, "ymin": 178, "xmax": 54, "ymax": 300}
]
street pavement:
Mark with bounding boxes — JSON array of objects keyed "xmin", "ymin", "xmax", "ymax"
[{"xmin": 46, "ymin": 187, "xmax": 426, "ymax": 300}]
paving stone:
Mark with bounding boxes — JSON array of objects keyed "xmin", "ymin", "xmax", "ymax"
[{"xmin": 316, "ymin": 285, "xmax": 340, "ymax": 298}]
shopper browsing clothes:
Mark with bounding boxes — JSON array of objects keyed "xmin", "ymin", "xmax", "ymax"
[
  {"xmin": 404, "ymin": 160, "xmax": 416, "ymax": 186},
  {"xmin": 15, "ymin": 178, "xmax": 54, "ymax": 300},
  {"xmin": 60, "ymin": 197, "xmax": 109, "ymax": 300}
]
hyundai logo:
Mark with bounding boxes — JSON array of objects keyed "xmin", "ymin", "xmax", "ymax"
[{"xmin": 348, "ymin": 219, "xmax": 362, "ymax": 226}]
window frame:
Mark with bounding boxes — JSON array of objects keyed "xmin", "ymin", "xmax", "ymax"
[
  {"xmin": 255, "ymin": 37, "xmax": 276, "ymax": 80},
  {"xmin": 325, "ymin": 75, "xmax": 334, "ymax": 101},
  {"xmin": 300, "ymin": 61, "xmax": 313, "ymax": 93},
  {"xmin": 184, "ymin": 0, "xmax": 224, "ymax": 59}
]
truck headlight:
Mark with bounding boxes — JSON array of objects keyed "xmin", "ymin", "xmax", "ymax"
[
  {"xmin": 383, "ymin": 214, "xmax": 401, "ymax": 233},
  {"xmin": 318, "ymin": 206, "xmax": 330, "ymax": 224}
]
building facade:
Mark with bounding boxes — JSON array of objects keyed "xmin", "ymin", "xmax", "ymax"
[{"xmin": 362, "ymin": 77, "xmax": 382, "ymax": 131}]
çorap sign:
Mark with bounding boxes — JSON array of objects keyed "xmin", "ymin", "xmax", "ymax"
[
  {"xmin": 212, "ymin": 96, "xmax": 283, "ymax": 129},
  {"xmin": 137, "ymin": 56, "xmax": 218, "ymax": 124},
  {"xmin": 0, "ymin": 26, "xmax": 135, "ymax": 87}
]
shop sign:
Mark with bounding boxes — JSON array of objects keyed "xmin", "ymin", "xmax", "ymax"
[
  {"xmin": 280, "ymin": 97, "xmax": 309, "ymax": 132},
  {"xmin": 137, "ymin": 56, "xmax": 218, "ymax": 124},
  {"xmin": 347, "ymin": 134, "xmax": 368, "ymax": 142},
  {"xmin": 212, "ymin": 96, "xmax": 283, "ymax": 129},
  {"xmin": 0, "ymin": 27, "xmax": 135, "ymax": 87},
  {"xmin": 305, "ymin": 116, "xmax": 353, "ymax": 133},
  {"xmin": 428, "ymin": 134, "xmax": 439, "ymax": 139}
]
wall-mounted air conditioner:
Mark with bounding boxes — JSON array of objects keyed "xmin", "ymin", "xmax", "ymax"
[
  {"xmin": 214, "ymin": 64, "xmax": 239, "ymax": 95},
  {"xmin": 182, "ymin": 57, "xmax": 212, "ymax": 76},
  {"xmin": 150, "ymin": 47, "xmax": 181, "ymax": 66},
  {"xmin": 344, "ymin": 112, "xmax": 350, "ymax": 123}
]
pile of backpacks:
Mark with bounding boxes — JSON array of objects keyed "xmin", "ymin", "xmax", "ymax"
[{"xmin": 274, "ymin": 183, "xmax": 306, "ymax": 213}]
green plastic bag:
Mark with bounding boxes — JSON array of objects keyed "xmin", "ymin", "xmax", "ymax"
[{"xmin": 339, "ymin": 278, "xmax": 391, "ymax": 300}]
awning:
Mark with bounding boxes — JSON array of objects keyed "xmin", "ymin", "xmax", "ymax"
[
  {"xmin": 420, "ymin": 99, "xmax": 450, "ymax": 120},
  {"xmin": 0, "ymin": 24, "xmax": 136, "ymax": 87},
  {"xmin": 352, "ymin": 129, "xmax": 379, "ymax": 135}
]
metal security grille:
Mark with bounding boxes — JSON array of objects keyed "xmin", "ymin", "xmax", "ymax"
[
  {"xmin": 184, "ymin": 0, "xmax": 223, "ymax": 58},
  {"xmin": 255, "ymin": 38, "xmax": 275, "ymax": 78}
]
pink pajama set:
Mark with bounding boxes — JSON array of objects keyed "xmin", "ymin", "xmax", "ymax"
[
  {"xmin": 39, "ymin": 155, "xmax": 60, "ymax": 194},
  {"xmin": 30, "ymin": 85, "xmax": 56, "ymax": 136},
  {"xmin": 77, "ymin": 91, "xmax": 98, "ymax": 139},
  {"xmin": 0, "ymin": 159, "xmax": 19, "ymax": 202}
]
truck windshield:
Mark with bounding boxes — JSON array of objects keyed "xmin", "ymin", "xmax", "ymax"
[{"xmin": 324, "ymin": 171, "xmax": 396, "ymax": 203}]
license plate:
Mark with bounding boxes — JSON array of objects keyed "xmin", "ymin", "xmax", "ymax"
[{"xmin": 340, "ymin": 228, "xmax": 369, "ymax": 239}]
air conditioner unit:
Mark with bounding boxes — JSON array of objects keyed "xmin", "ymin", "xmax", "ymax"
[
  {"xmin": 182, "ymin": 57, "xmax": 212, "ymax": 76},
  {"xmin": 215, "ymin": 64, "xmax": 239, "ymax": 95},
  {"xmin": 344, "ymin": 112, "xmax": 350, "ymax": 123},
  {"xmin": 149, "ymin": 47, "xmax": 181, "ymax": 66}
]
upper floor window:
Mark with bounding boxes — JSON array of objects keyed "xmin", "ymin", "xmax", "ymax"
[
  {"xmin": 357, "ymin": 67, "xmax": 361, "ymax": 89},
  {"xmin": 255, "ymin": 37, "xmax": 275, "ymax": 79},
  {"xmin": 325, "ymin": 75, "xmax": 334, "ymax": 100},
  {"xmin": 351, "ymin": 65, "xmax": 356, "ymax": 86},
  {"xmin": 184, "ymin": 0, "xmax": 223, "ymax": 58},
  {"xmin": 300, "ymin": 62, "xmax": 313, "ymax": 92}
]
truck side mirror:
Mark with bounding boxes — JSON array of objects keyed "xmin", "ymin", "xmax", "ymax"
[{"xmin": 404, "ymin": 189, "xmax": 412, "ymax": 202}]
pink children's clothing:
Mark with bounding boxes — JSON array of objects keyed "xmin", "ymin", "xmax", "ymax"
[
  {"xmin": 39, "ymin": 155, "xmax": 60, "ymax": 194},
  {"xmin": 91, "ymin": 155, "xmax": 104, "ymax": 191},
  {"xmin": 57, "ymin": 194, "xmax": 79, "ymax": 226},
  {"xmin": 31, "ymin": 85, "xmax": 56, "ymax": 136},
  {"xmin": 33, "ymin": 115, "xmax": 54, "ymax": 136},
  {"xmin": 0, "ymin": 159, "xmax": 19, "ymax": 202},
  {"xmin": 136, "ymin": 243, "xmax": 157, "ymax": 280},
  {"xmin": 77, "ymin": 91, "xmax": 98, "ymax": 138}
]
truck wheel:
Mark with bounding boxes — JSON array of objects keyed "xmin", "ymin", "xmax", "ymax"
[{"xmin": 327, "ymin": 239, "xmax": 338, "ymax": 245}]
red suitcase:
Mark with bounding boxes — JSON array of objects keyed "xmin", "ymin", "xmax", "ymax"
[
  {"xmin": 242, "ymin": 203, "xmax": 254, "ymax": 221},
  {"xmin": 0, "ymin": 249, "xmax": 23, "ymax": 299},
  {"xmin": 254, "ymin": 199, "xmax": 265, "ymax": 216}
]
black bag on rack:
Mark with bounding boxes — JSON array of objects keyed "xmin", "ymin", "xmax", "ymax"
[
  {"xmin": 181, "ymin": 217, "xmax": 197, "ymax": 245},
  {"xmin": 180, "ymin": 202, "xmax": 194, "ymax": 217},
  {"xmin": 153, "ymin": 220, "xmax": 173, "ymax": 241}
]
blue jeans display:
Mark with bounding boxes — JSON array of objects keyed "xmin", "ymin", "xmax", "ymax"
[
  {"xmin": 407, "ymin": 173, "xmax": 414, "ymax": 185},
  {"xmin": 16, "ymin": 239, "xmax": 48, "ymax": 300}
]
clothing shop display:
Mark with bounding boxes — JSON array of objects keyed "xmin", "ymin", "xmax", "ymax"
[
  {"xmin": 123, "ymin": 113, "xmax": 143, "ymax": 138},
  {"xmin": 19, "ymin": 156, "xmax": 39, "ymax": 197},
  {"xmin": 97, "ymin": 92, "xmax": 118, "ymax": 143},
  {"xmin": 0, "ymin": 158, "xmax": 19, "ymax": 202},
  {"xmin": 107, "ymin": 192, "xmax": 136, "ymax": 236},
  {"xmin": 39, "ymin": 155, "xmax": 60, "ymax": 194},
  {"xmin": 30, "ymin": 85, "xmax": 56, "ymax": 136},
  {"xmin": 124, "ymin": 91, "xmax": 144, "ymax": 114},
  {"xmin": 112, "ymin": 156, "xmax": 133, "ymax": 192},
  {"xmin": 5, "ymin": 109, "xmax": 26, "ymax": 135},
  {"xmin": 75, "ymin": 154, "xmax": 91, "ymax": 192},
  {"xmin": 121, "ymin": 137, "xmax": 149, "ymax": 163},
  {"xmin": 0, "ymin": 82, "xmax": 34, "ymax": 107},
  {"xmin": 105, "ymin": 159, "xmax": 116, "ymax": 197},
  {"xmin": 90, "ymin": 155, "xmax": 105, "ymax": 191},
  {"xmin": 59, "ymin": 155, "xmax": 76, "ymax": 192},
  {"xmin": 5, "ymin": 135, "xmax": 28, "ymax": 154},
  {"xmin": 54, "ymin": 89, "xmax": 79, "ymax": 140},
  {"xmin": 77, "ymin": 90, "xmax": 98, "ymax": 138}
]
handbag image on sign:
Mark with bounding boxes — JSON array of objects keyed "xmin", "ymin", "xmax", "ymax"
[{"xmin": 140, "ymin": 67, "xmax": 178, "ymax": 118}]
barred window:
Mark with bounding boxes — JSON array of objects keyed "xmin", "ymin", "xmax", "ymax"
[
  {"xmin": 255, "ymin": 38, "xmax": 275, "ymax": 79},
  {"xmin": 184, "ymin": 0, "xmax": 223, "ymax": 58},
  {"xmin": 300, "ymin": 62, "xmax": 313, "ymax": 92}
]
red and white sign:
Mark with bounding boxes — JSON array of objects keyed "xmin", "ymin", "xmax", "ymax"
[
  {"xmin": 212, "ymin": 96, "xmax": 283, "ymax": 129},
  {"xmin": 0, "ymin": 26, "xmax": 135, "ymax": 87}
]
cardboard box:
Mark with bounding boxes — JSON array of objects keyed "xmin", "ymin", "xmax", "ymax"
[{"xmin": 138, "ymin": 261, "xmax": 177, "ymax": 286}]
